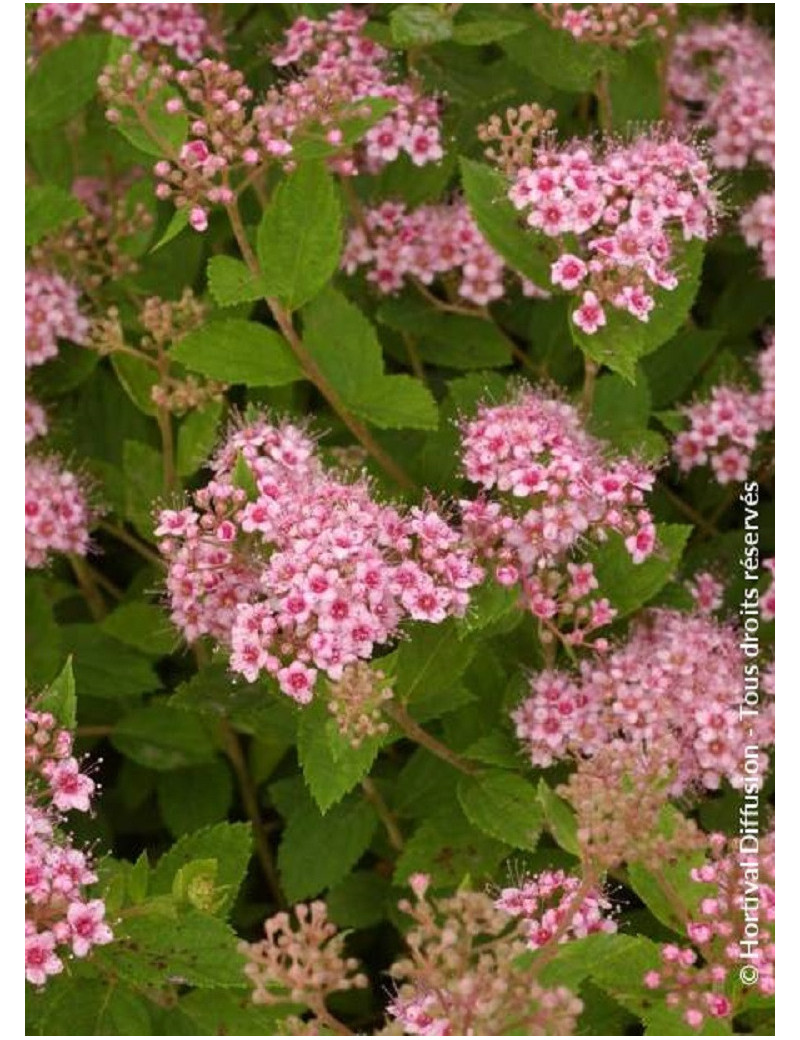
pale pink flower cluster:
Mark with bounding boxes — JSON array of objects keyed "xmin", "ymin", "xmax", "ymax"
[
  {"xmin": 25, "ymin": 708, "xmax": 112, "ymax": 986},
  {"xmin": 459, "ymin": 390, "xmax": 656, "ymax": 635},
  {"xmin": 25, "ymin": 269, "xmax": 88, "ymax": 368},
  {"xmin": 270, "ymin": 7, "xmax": 443, "ymax": 175},
  {"xmin": 157, "ymin": 417, "xmax": 482, "ymax": 702},
  {"xmin": 761, "ymin": 557, "xmax": 775, "ymax": 622},
  {"xmin": 508, "ymin": 134, "xmax": 718, "ymax": 334},
  {"xmin": 494, "ymin": 869, "xmax": 616, "ymax": 949},
  {"xmin": 535, "ymin": 3, "xmax": 676, "ymax": 47},
  {"xmin": 513, "ymin": 608, "xmax": 775, "ymax": 792},
  {"xmin": 740, "ymin": 191, "xmax": 775, "ymax": 279},
  {"xmin": 668, "ymin": 21, "xmax": 775, "ymax": 172},
  {"xmin": 643, "ymin": 832, "xmax": 775, "ymax": 1028},
  {"xmin": 25, "ymin": 456, "xmax": 94, "ymax": 569},
  {"xmin": 35, "ymin": 3, "xmax": 216, "ymax": 62},
  {"xmin": 673, "ymin": 332, "xmax": 775, "ymax": 483},
  {"xmin": 25, "ymin": 397, "xmax": 48, "ymax": 445},
  {"xmin": 342, "ymin": 199, "xmax": 545, "ymax": 306},
  {"xmin": 686, "ymin": 571, "xmax": 724, "ymax": 615}
]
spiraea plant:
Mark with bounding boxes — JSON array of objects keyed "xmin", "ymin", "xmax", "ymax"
[{"xmin": 25, "ymin": 4, "xmax": 775, "ymax": 1036}]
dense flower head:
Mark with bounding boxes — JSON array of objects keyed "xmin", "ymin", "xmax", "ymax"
[
  {"xmin": 535, "ymin": 4, "xmax": 677, "ymax": 47},
  {"xmin": 326, "ymin": 661, "xmax": 394, "ymax": 748},
  {"xmin": 343, "ymin": 199, "xmax": 546, "ymax": 305},
  {"xmin": 494, "ymin": 869, "xmax": 617, "ymax": 949},
  {"xmin": 25, "ymin": 707, "xmax": 112, "ymax": 986},
  {"xmin": 34, "ymin": 3, "xmax": 217, "ymax": 63},
  {"xmin": 643, "ymin": 832, "xmax": 775, "ymax": 1027},
  {"xmin": 668, "ymin": 21, "xmax": 775, "ymax": 172},
  {"xmin": 459, "ymin": 388, "xmax": 656, "ymax": 635},
  {"xmin": 513, "ymin": 608, "xmax": 775, "ymax": 793},
  {"xmin": 25, "ymin": 269, "xmax": 88, "ymax": 368},
  {"xmin": 740, "ymin": 191, "xmax": 775, "ymax": 279},
  {"xmin": 25, "ymin": 456, "xmax": 95, "ymax": 569},
  {"xmin": 506, "ymin": 131, "xmax": 718, "ymax": 333},
  {"xmin": 25, "ymin": 397, "xmax": 48, "ymax": 445},
  {"xmin": 673, "ymin": 331, "xmax": 775, "ymax": 483},
  {"xmin": 269, "ymin": 6, "xmax": 443, "ymax": 175},
  {"xmin": 387, "ymin": 880, "xmax": 584, "ymax": 1036},
  {"xmin": 157, "ymin": 416, "xmax": 482, "ymax": 701},
  {"xmin": 240, "ymin": 900, "xmax": 367, "ymax": 1008}
]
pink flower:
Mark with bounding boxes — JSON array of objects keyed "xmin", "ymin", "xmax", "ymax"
[
  {"xmin": 48, "ymin": 758, "xmax": 95, "ymax": 813},
  {"xmin": 551, "ymin": 253, "xmax": 588, "ymax": 290},
  {"xmin": 189, "ymin": 206, "xmax": 209, "ymax": 232},
  {"xmin": 25, "ymin": 931, "xmax": 63, "ymax": 986},
  {"xmin": 573, "ymin": 290, "xmax": 606, "ymax": 334},
  {"xmin": 67, "ymin": 900, "xmax": 113, "ymax": 957}
]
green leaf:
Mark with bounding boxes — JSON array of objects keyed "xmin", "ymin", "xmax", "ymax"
[
  {"xmin": 176, "ymin": 401, "xmax": 223, "ymax": 476},
  {"xmin": 502, "ymin": 18, "xmax": 617, "ymax": 92},
  {"xmin": 453, "ymin": 17, "xmax": 527, "ymax": 45},
  {"xmin": 390, "ymin": 4, "xmax": 453, "ymax": 46},
  {"xmin": 457, "ymin": 769, "xmax": 542, "ymax": 851},
  {"xmin": 150, "ymin": 822, "xmax": 253, "ymax": 915},
  {"xmin": 157, "ymin": 762, "xmax": 235, "ymax": 838},
  {"xmin": 36, "ymin": 978, "xmax": 152, "ymax": 1036},
  {"xmin": 460, "ymin": 158, "xmax": 552, "ymax": 285},
  {"xmin": 100, "ymin": 601, "xmax": 178, "ymax": 656},
  {"xmin": 207, "ymin": 256, "xmax": 266, "ymax": 306},
  {"xmin": 257, "ymin": 162, "xmax": 342, "ymax": 311},
  {"xmin": 39, "ymin": 658, "xmax": 77, "ymax": 729},
  {"xmin": 608, "ymin": 44, "xmax": 661, "ymax": 127},
  {"xmin": 378, "ymin": 297, "xmax": 513, "ymax": 369},
  {"xmin": 394, "ymin": 803, "xmax": 508, "ymax": 885},
  {"xmin": 171, "ymin": 320, "xmax": 303, "ymax": 386},
  {"xmin": 297, "ymin": 696, "xmax": 382, "ymax": 814},
  {"xmin": 177, "ymin": 990, "xmax": 290, "ymax": 1036},
  {"xmin": 123, "ymin": 439, "xmax": 163, "ymax": 536},
  {"xmin": 463, "ymin": 730, "xmax": 521, "ymax": 770},
  {"xmin": 303, "ymin": 288, "xmax": 438, "ymax": 430},
  {"xmin": 60, "ymin": 624, "xmax": 160, "ymax": 699},
  {"xmin": 327, "ymin": 870, "xmax": 392, "ymax": 929},
  {"xmin": 102, "ymin": 910, "xmax": 247, "ymax": 989},
  {"xmin": 112, "ymin": 705, "xmax": 218, "ymax": 771},
  {"xmin": 111, "ymin": 353, "xmax": 159, "ymax": 416},
  {"xmin": 538, "ymin": 932, "xmax": 660, "ymax": 991},
  {"xmin": 587, "ymin": 523, "xmax": 692, "ymax": 617},
  {"xmin": 589, "ymin": 369, "xmax": 664, "ymax": 459},
  {"xmin": 25, "ymin": 578, "xmax": 64, "ymax": 688},
  {"xmin": 277, "ymin": 790, "xmax": 377, "ymax": 902},
  {"xmin": 25, "ymin": 185, "xmax": 85, "ymax": 247},
  {"xmin": 26, "ymin": 34, "xmax": 109, "ymax": 132},
  {"xmin": 395, "ymin": 620, "xmax": 476, "ymax": 703},
  {"xmin": 537, "ymin": 779, "xmax": 580, "ymax": 856},
  {"xmin": 642, "ymin": 328, "xmax": 723, "ymax": 408},
  {"xmin": 570, "ymin": 240, "xmax": 705, "ymax": 381},
  {"xmin": 151, "ymin": 207, "xmax": 190, "ymax": 252}
]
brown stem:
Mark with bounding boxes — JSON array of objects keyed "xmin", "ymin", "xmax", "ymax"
[
  {"xmin": 69, "ymin": 555, "xmax": 108, "ymax": 621},
  {"xmin": 224, "ymin": 200, "xmax": 416, "ymax": 491},
  {"xmin": 386, "ymin": 703, "xmax": 477, "ymax": 776},
  {"xmin": 100, "ymin": 521, "xmax": 165, "ymax": 569},
  {"xmin": 651, "ymin": 868, "xmax": 690, "ymax": 931},
  {"xmin": 155, "ymin": 406, "xmax": 177, "ymax": 495},
  {"xmin": 580, "ymin": 357, "xmax": 599, "ymax": 417},
  {"xmin": 361, "ymin": 778, "xmax": 404, "ymax": 850},
  {"xmin": 595, "ymin": 68, "xmax": 613, "ymax": 132},
  {"xmin": 308, "ymin": 1000, "xmax": 354, "ymax": 1037},
  {"xmin": 85, "ymin": 562, "xmax": 124, "ymax": 601},
  {"xmin": 76, "ymin": 725, "xmax": 113, "ymax": 739},
  {"xmin": 219, "ymin": 720, "xmax": 286, "ymax": 907},
  {"xmin": 402, "ymin": 333, "xmax": 427, "ymax": 384},
  {"xmin": 659, "ymin": 483, "xmax": 719, "ymax": 538}
]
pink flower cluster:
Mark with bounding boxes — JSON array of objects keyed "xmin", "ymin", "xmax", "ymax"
[
  {"xmin": 673, "ymin": 332, "xmax": 775, "ymax": 484},
  {"xmin": 494, "ymin": 869, "xmax": 616, "ymax": 949},
  {"xmin": 507, "ymin": 133, "xmax": 718, "ymax": 333},
  {"xmin": 270, "ymin": 7, "xmax": 443, "ymax": 175},
  {"xmin": 25, "ymin": 708, "xmax": 112, "ymax": 986},
  {"xmin": 535, "ymin": 4, "xmax": 676, "ymax": 47},
  {"xmin": 513, "ymin": 608, "xmax": 775, "ymax": 791},
  {"xmin": 35, "ymin": 3, "xmax": 216, "ymax": 63},
  {"xmin": 25, "ymin": 397, "xmax": 48, "ymax": 445},
  {"xmin": 669, "ymin": 21, "xmax": 775, "ymax": 172},
  {"xmin": 643, "ymin": 832, "xmax": 775, "ymax": 1028},
  {"xmin": 459, "ymin": 390, "xmax": 656, "ymax": 637},
  {"xmin": 25, "ymin": 269, "xmax": 88, "ymax": 368},
  {"xmin": 343, "ymin": 200, "xmax": 545, "ymax": 306},
  {"xmin": 157, "ymin": 417, "xmax": 482, "ymax": 702},
  {"xmin": 686, "ymin": 571, "xmax": 724, "ymax": 615},
  {"xmin": 761, "ymin": 557, "xmax": 775, "ymax": 622},
  {"xmin": 740, "ymin": 191, "xmax": 775, "ymax": 279},
  {"xmin": 25, "ymin": 456, "xmax": 94, "ymax": 569}
]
